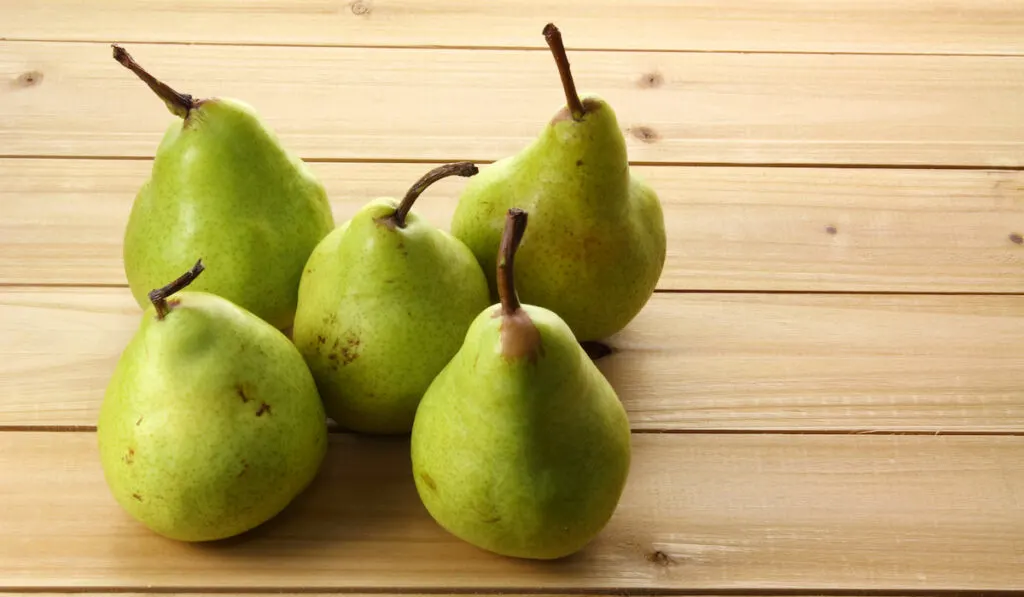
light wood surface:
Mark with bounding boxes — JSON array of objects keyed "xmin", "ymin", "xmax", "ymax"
[
  {"xmin": 2, "ymin": 159, "xmax": 1023, "ymax": 292},
  {"xmin": 2, "ymin": 432, "xmax": 1022, "ymax": 590},
  {"xmin": 3, "ymin": 1, "xmax": 1023, "ymax": 593},
  {"xmin": 3, "ymin": 1, "xmax": 1023, "ymax": 55},
  {"xmin": 3, "ymin": 42, "xmax": 1024, "ymax": 166},
  {"xmin": 4, "ymin": 289, "xmax": 1023, "ymax": 432}
]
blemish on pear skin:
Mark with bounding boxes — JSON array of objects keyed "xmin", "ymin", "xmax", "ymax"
[
  {"xmin": 236, "ymin": 384, "xmax": 250, "ymax": 403},
  {"xmin": 256, "ymin": 403, "xmax": 272, "ymax": 417},
  {"xmin": 825, "ymin": 225, "xmax": 838, "ymax": 235},
  {"xmin": 123, "ymin": 448, "xmax": 135, "ymax": 465},
  {"xmin": 1010, "ymin": 233, "xmax": 1023, "ymax": 245},
  {"xmin": 332, "ymin": 335, "xmax": 361, "ymax": 366},
  {"xmin": 646, "ymin": 549, "xmax": 677, "ymax": 566},
  {"xmin": 419, "ymin": 472, "xmax": 437, "ymax": 491},
  {"xmin": 630, "ymin": 126, "xmax": 660, "ymax": 143},
  {"xmin": 237, "ymin": 461, "xmax": 249, "ymax": 477},
  {"xmin": 131, "ymin": 493, "xmax": 143, "ymax": 502},
  {"xmin": 576, "ymin": 159, "xmax": 584, "ymax": 167},
  {"xmin": 135, "ymin": 416, "xmax": 144, "ymax": 426}
]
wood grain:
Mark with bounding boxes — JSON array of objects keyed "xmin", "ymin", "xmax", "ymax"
[
  {"xmin": 3, "ymin": 0, "xmax": 1023, "ymax": 55},
  {"xmin": 3, "ymin": 289, "xmax": 1023, "ymax": 432},
  {"xmin": 3, "ymin": 159, "xmax": 1023, "ymax": 292},
  {"xmin": 3, "ymin": 42, "xmax": 1024, "ymax": 166},
  {"xmin": 1, "ymin": 432, "xmax": 1021, "ymax": 590}
]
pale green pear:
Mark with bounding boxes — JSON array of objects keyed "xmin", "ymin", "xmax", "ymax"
[
  {"xmin": 412, "ymin": 209, "xmax": 631, "ymax": 560},
  {"xmin": 114, "ymin": 46, "xmax": 335, "ymax": 330},
  {"xmin": 293, "ymin": 163, "xmax": 490, "ymax": 435},
  {"xmin": 97, "ymin": 262, "xmax": 328, "ymax": 542},
  {"xmin": 451, "ymin": 24, "xmax": 665, "ymax": 342}
]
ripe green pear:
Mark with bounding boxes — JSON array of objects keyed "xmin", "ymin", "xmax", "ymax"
[
  {"xmin": 412, "ymin": 209, "xmax": 631, "ymax": 560},
  {"xmin": 114, "ymin": 46, "xmax": 335, "ymax": 330},
  {"xmin": 98, "ymin": 262, "xmax": 328, "ymax": 542},
  {"xmin": 293, "ymin": 163, "xmax": 490, "ymax": 435},
  {"xmin": 451, "ymin": 24, "xmax": 665, "ymax": 342}
]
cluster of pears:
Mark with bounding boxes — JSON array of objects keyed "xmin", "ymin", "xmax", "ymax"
[{"xmin": 97, "ymin": 23, "xmax": 665, "ymax": 558}]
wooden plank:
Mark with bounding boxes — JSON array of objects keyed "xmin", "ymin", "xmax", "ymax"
[
  {"xmin": 3, "ymin": 289, "xmax": 1023, "ymax": 432},
  {"xmin": 1, "ymin": 432, "xmax": 1021, "ymax": 589},
  {"xmin": 3, "ymin": 42, "xmax": 1023, "ymax": 166},
  {"xmin": 3, "ymin": 1, "xmax": 1024, "ymax": 55},
  {"xmin": 3, "ymin": 160, "xmax": 1024, "ymax": 292}
]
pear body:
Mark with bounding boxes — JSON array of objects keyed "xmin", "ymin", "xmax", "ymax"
[
  {"xmin": 411, "ymin": 305, "xmax": 631, "ymax": 559},
  {"xmin": 293, "ymin": 199, "xmax": 490, "ymax": 434},
  {"xmin": 97, "ymin": 292, "xmax": 328, "ymax": 542},
  {"xmin": 124, "ymin": 98, "xmax": 335, "ymax": 330},
  {"xmin": 451, "ymin": 96, "xmax": 665, "ymax": 341}
]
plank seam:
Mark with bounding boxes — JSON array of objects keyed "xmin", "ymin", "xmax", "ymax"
[
  {"xmin": 1, "ymin": 155, "xmax": 1022, "ymax": 171},
  {"xmin": 2, "ymin": 426, "xmax": 1023, "ymax": 436},
  {"xmin": 3, "ymin": 36, "xmax": 1024, "ymax": 59},
  {"xmin": 0, "ymin": 587, "xmax": 1021, "ymax": 595}
]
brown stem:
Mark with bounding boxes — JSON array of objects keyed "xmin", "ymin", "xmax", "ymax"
[
  {"xmin": 388, "ymin": 162, "xmax": 478, "ymax": 228},
  {"xmin": 542, "ymin": 23, "xmax": 585, "ymax": 121},
  {"xmin": 497, "ymin": 208, "xmax": 528, "ymax": 316},
  {"xmin": 112, "ymin": 44, "xmax": 195, "ymax": 119},
  {"xmin": 148, "ymin": 259, "xmax": 205, "ymax": 320}
]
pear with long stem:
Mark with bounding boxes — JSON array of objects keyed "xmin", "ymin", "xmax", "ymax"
[
  {"xmin": 113, "ymin": 45, "xmax": 334, "ymax": 330},
  {"xmin": 450, "ymin": 24, "xmax": 666, "ymax": 342}
]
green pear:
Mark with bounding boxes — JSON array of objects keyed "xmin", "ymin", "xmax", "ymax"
[
  {"xmin": 293, "ymin": 163, "xmax": 490, "ymax": 435},
  {"xmin": 451, "ymin": 24, "xmax": 666, "ymax": 342},
  {"xmin": 411, "ymin": 209, "xmax": 631, "ymax": 560},
  {"xmin": 113, "ymin": 46, "xmax": 335, "ymax": 330},
  {"xmin": 97, "ymin": 261, "xmax": 328, "ymax": 542}
]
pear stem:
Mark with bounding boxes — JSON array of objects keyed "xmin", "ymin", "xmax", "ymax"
[
  {"xmin": 389, "ymin": 162, "xmax": 478, "ymax": 228},
  {"xmin": 148, "ymin": 260, "xmax": 205, "ymax": 320},
  {"xmin": 497, "ymin": 208, "xmax": 528, "ymax": 316},
  {"xmin": 112, "ymin": 44, "xmax": 195, "ymax": 119},
  {"xmin": 542, "ymin": 23, "xmax": 585, "ymax": 121}
]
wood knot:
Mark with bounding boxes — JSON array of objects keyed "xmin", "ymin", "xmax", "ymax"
[
  {"xmin": 13, "ymin": 71, "xmax": 43, "ymax": 88},
  {"xmin": 825, "ymin": 225, "xmax": 838, "ymax": 235},
  {"xmin": 350, "ymin": 0, "xmax": 371, "ymax": 15},
  {"xmin": 1010, "ymin": 233, "xmax": 1023, "ymax": 245},
  {"xmin": 645, "ymin": 549, "xmax": 677, "ymax": 566},
  {"xmin": 638, "ymin": 71, "xmax": 663, "ymax": 88},
  {"xmin": 630, "ymin": 126, "xmax": 660, "ymax": 144}
]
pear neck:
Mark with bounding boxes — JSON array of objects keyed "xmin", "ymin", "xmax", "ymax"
[
  {"xmin": 149, "ymin": 260, "xmax": 205, "ymax": 320},
  {"xmin": 494, "ymin": 208, "xmax": 543, "ymax": 362}
]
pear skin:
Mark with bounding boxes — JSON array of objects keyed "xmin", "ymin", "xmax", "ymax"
[
  {"xmin": 114, "ymin": 46, "xmax": 335, "ymax": 330},
  {"xmin": 97, "ymin": 262, "xmax": 328, "ymax": 541},
  {"xmin": 451, "ymin": 25, "xmax": 665, "ymax": 342},
  {"xmin": 293, "ymin": 164, "xmax": 490, "ymax": 434},
  {"xmin": 411, "ymin": 209, "xmax": 631, "ymax": 559}
]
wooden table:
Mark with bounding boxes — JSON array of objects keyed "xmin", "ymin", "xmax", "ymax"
[{"xmin": 2, "ymin": 1, "xmax": 1023, "ymax": 592}]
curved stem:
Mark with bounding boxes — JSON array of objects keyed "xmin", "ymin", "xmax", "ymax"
[
  {"xmin": 497, "ymin": 208, "xmax": 528, "ymax": 316},
  {"xmin": 148, "ymin": 259, "xmax": 205, "ymax": 320},
  {"xmin": 389, "ymin": 162, "xmax": 478, "ymax": 228},
  {"xmin": 112, "ymin": 44, "xmax": 195, "ymax": 119},
  {"xmin": 542, "ymin": 23, "xmax": 585, "ymax": 121}
]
